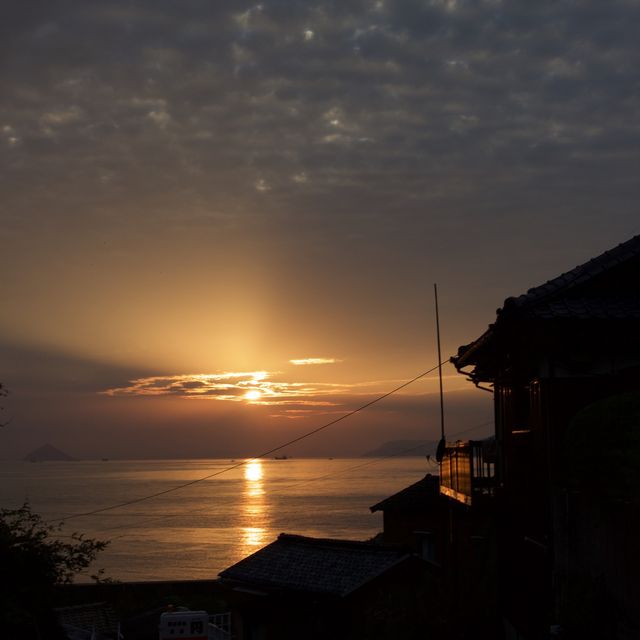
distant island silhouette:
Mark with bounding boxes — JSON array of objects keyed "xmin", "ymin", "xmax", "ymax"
[
  {"xmin": 361, "ymin": 439, "xmax": 437, "ymax": 458},
  {"xmin": 24, "ymin": 443, "xmax": 76, "ymax": 462}
]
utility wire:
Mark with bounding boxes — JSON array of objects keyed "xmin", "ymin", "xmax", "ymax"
[
  {"xmin": 74, "ymin": 418, "xmax": 494, "ymax": 540},
  {"xmin": 54, "ymin": 362, "xmax": 446, "ymax": 523},
  {"xmin": 100, "ymin": 442, "xmax": 440, "ymax": 539},
  {"xmin": 253, "ymin": 419, "xmax": 493, "ymax": 498}
]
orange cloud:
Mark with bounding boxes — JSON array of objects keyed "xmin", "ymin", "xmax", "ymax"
[
  {"xmin": 102, "ymin": 371, "xmax": 352, "ymax": 406},
  {"xmin": 101, "ymin": 370, "xmax": 467, "ymax": 413},
  {"xmin": 102, "ymin": 372, "xmax": 271, "ymax": 401},
  {"xmin": 289, "ymin": 357, "xmax": 342, "ymax": 366}
]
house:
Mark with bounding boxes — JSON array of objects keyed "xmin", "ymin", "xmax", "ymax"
[
  {"xmin": 444, "ymin": 234, "xmax": 640, "ymax": 639},
  {"xmin": 369, "ymin": 473, "xmax": 442, "ymax": 562},
  {"xmin": 218, "ymin": 533, "xmax": 436, "ymax": 640},
  {"xmin": 370, "ymin": 471, "xmax": 499, "ymax": 637}
]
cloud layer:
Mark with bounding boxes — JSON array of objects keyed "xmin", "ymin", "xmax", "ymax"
[
  {"xmin": 2, "ymin": 1, "xmax": 638, "ymax": 457},
  {"xmin": 102, "ymin": 371, "xmax": 348, "ymax": 406},
  {"xmin": 289, "ymin": 358, "xmax": 341, "ymax": 365},
  {"xmin": 4, "ymin": 0, "xmax": 640, "ymax": 235}
]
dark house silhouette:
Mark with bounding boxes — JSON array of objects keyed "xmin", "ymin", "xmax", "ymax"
[
  {"xmin": 371, "ymin": 471, "xmax": 498, "ymax": 637},
  {"xmin": 441, "ymin": 235, "xmax": 640, "ymax": 639},
  {"xmin": 218, "ymin": 533, "xmax": 434, "ymax": 640},
  {"xmin": 369, "ymin": 473, "xmax": 443, "ymax": 563}
]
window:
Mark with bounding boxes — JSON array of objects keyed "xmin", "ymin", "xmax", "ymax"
[{"xmin": 416, "ymin": 531, "xmax": 436, "ymax": 563}]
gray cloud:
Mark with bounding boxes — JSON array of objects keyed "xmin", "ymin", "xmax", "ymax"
[
  {"xmin": 3, "ymin": 0, "xmax": 639, "ymax": 233},
  {"xmin": 3, "ymin": 2, "xmax": 639, "ymax": 300},
  {"xmin": 0, "ymin": 341, "xmax": 152, "ymax": 394},
  {"xmin": 1, "ymin": 0, "xmax": 639, "ymax": 459}
]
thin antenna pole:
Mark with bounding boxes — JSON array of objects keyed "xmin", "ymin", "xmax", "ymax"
[{"xmin": 434, "ymin": 283, "xmax": 445, "ymax": 442}]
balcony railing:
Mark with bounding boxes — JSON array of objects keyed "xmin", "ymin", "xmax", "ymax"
[{"xmin": 439, "ymin": 438, "xmax": 496, "ymax": 506}]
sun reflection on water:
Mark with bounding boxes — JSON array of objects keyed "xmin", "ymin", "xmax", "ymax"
[
  {"xmin": 240, "ymin": 459, "xmax": 268, "ymax": 553},
  {"xmin": 241, "ymin": 526, "xmax": 267, "ymax": 549},
  {"xmin": 245, "ymin": 460, "xmax": 263, "ymax": 482}
]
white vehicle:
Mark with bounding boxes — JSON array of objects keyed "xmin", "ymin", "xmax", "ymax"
[
  {"xmin": 159, "ymin": 610, "xmax": 231, "ymax": 640},
  {"xmin": 159, "ymin": 610, "xmax": 209, "ymax": 640}
]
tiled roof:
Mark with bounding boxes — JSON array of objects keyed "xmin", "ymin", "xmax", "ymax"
[
  {"xmin": 504, "ymin": 234, "xmax": 640, "ymax": 319},
  {"xmin": 453, "ymin": 235, "xmax": 640, "ymax": 374},
  {"xmin": 219, "ymin": 534, "xmax": 410, "ymax": 597},
  {"xmin": 370, "ymin": 474, "xmax": 440, "ymax": 513},
  {"xmin": 519, "ymin": 296, "xmax": 640, "ymax": 320},
  {"xmin": 56, "ymin": 602, "xmax": 118, "ymax": 640}
]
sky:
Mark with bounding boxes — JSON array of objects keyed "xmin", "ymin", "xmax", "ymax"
[{"xmin": 1, "ymin": 0, "xmax": 639, "ymax": 459}]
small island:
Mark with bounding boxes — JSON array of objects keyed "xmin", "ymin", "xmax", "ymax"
[
  {"xmin": 24, "ymin": 443, "xmax": 76, "ymax": 462},
  {"xmin": 362, "ymin": 439, "xmax": 437, "ymax": 458}
]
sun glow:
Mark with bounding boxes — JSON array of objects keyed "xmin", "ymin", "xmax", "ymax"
[
  {"xmin": 244, "ymin": 460, "xmax": 263, "ymax": 482},
  {"xmin": 244, "ymin": 389, "xmax": 262, "ymax": 401}
]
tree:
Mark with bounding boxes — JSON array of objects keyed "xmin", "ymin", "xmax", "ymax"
[
  {"xmin": 0, "ymin": 382, "xmax": 10, "ymax": 427},
  {"xmin": 0, "ymin": 502, "xmax": 109, "ymax": 639}
]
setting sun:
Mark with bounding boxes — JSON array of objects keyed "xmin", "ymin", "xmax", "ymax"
[{"xmin": 244, "ymin": 389, "xmax": 262, "ymax": 401}]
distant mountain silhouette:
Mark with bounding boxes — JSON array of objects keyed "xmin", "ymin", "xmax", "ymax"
[
  {"xmin": 24, "ymin": 443, "xmax": 76, "ymax": 462},
  {"xmin": 361, "ymin": 439, "xmax": 437, "ymax": 458}
]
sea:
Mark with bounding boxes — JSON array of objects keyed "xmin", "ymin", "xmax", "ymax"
[{"xmin": 0, "ymin": 457, "xmax": 435, "ymax": 582}]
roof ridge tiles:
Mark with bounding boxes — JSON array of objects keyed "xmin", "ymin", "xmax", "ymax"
[
  {"xmin": 509, "ymin": 234, "xmax": 640, "ymax": 309},
  {"xmin": 277, "ymin": 533, "xmax": 388, "ymax": 549}
]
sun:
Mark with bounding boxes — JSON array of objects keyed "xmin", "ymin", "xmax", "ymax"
[{"xmin": 244, "ymin": 389, "xmax": 262, "ymax": 401}]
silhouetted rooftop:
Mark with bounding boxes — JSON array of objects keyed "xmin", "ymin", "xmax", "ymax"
[
  {"xmin": 454, "ymin": 235, "xmax": 640, "ymax": 375},
  {"xmin": 503, "ymin": 234, "xmax": 640, "ymax": 321},
  {"xmin": 369, "ymin": 474, "xmax": 440, "ymax": 513},
  {"xmin": 507, "ymin": 234, "xmax": 640, "ymax": 314},
  {"xmin": 218, "ymin": 533, "xmax": 411, "ymax": 597}
]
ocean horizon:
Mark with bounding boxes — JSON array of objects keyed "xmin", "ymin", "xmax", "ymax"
[{"xmin": 0, "ymin": 457, "xmax": 435, "ymax": 582}]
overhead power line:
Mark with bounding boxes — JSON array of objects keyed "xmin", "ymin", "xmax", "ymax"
[
  {"xmin": 99, "ymin": 442, "xmax": 440, "ymax": 538},
  {"xmin": 93, "ymin": 418, "xmax": 494, "ymax": 540},
  {"xmin": 55, "ymin": 362, "xmax": 446, "ymax": 523},
  {"xmin": 53, "ymin": 417, "xmax": 494, "ymax": 540}
]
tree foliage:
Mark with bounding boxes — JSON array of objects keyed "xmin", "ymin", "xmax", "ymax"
[
  {"xmin": 0, "ymin": 502, "xmax": 109, "ymax": 638},
  {"xmin": 0, "ymin": 382, "xmax": 9, "ymax": 427},
  {"xmin": 567, "ymin": 391, "xmax": 640, "ymax": 502}
]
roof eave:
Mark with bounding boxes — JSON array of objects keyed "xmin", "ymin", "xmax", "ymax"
[{"xmin": 452, "ymin": 328, "xmax": 496, "ymax": 373}]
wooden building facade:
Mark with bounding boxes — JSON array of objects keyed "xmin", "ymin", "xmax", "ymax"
[{"xmin": 444, "ymin": 235, "xmax": 640, "ymax": 639}]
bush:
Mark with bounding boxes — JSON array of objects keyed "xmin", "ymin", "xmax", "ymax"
[{"xmin": 0, "ymin": 503, "xmax": 109, "ymax": 639}]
